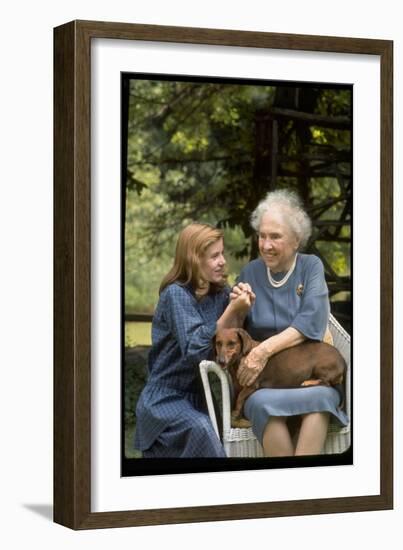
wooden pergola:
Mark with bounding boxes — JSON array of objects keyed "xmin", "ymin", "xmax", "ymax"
[{"xmin": 254, "ymin": 86, "xmax": 352, "ymax": 329}]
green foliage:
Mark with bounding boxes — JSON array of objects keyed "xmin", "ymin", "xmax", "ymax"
[
  {"xmin": 124, "ymin": 347, "xmax": 148, "ymax": 458},
  {"xmin": 125, "ymin": 322, "xmax": 151, "ymax": 347},
  {"xmin": 125, "ymin": 78, "xmax": 351, "ymax": 314}
]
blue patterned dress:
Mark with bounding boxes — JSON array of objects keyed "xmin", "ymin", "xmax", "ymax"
[
  {"xmin": 134, "ymin": 283, "xmax": 229, "ymax": 457},
  {"xmin": 239, "ymin": 254, "xmax": 349, "ymax": 444}
]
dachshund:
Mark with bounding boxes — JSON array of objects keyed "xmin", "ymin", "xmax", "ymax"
[{"xmin": 213, "ymin": 327, "xmax": 346, "ymax": 428}]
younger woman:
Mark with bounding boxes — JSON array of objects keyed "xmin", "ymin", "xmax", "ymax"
[{"xmin": 135, "ymin": 223, "xmax": 252, "ymax": 457}]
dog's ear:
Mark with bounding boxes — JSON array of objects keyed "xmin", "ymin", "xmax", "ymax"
[
  {"xmin": 212, "ymin": 334, "xmax": 217, "ymax": 355},
  {"xmin": 236, "ymin": 328, "xmax": 254, "ymax": 355}
]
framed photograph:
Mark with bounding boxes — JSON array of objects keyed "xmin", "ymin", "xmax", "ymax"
[{"xmin": 54, "ymin": 20, "xmax": 393, "ymax": 529}]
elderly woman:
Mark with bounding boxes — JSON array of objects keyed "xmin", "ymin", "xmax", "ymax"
[
  {"xmin": 233, "ymin": 189, "xmax": 348, "ymax": 457},
  {"xmin": 135, "ymin": 222, "xmax": 252, "ymax": 458}
]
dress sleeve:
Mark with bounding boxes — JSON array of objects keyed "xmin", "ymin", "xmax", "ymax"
[
  {"xmin": 290, "ymin": 256, "xmax": 330, "ymax": 341},
  {"xmin": 162, "ymin": 285, "xmax": 218, "ymax": 365}
]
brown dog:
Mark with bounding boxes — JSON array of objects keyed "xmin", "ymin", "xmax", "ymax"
[{"xmin": 213, "ymin": 328, "xmax": 346, "ymax": 428}]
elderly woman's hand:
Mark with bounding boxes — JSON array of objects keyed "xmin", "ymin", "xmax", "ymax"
[{"xmin": 237, "ymin": 343, "xmax": 269, "ymax": 386}]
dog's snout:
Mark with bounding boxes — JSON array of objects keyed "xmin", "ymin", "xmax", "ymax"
[{"xmin": 214, "ymin": 330, "xmax": 243, "ymax": 371}]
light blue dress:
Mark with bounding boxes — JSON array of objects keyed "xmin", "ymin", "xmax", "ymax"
[{"xmin": 238, "ymin": 254, "xmax": 349, "ymax": 444}]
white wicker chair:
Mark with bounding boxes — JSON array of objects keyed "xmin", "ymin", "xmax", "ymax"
[{"xmin": 199, "ymin": 313, "xmax": 351, "ymax": 458}]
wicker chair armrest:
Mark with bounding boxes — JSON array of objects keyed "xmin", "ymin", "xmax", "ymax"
[
  {"xmin": 329, "ymin": 313, "xmax": 351, "ymax": 423},
  {"xmin": 199, "ymin": 360, "xmax": 232, "ymax": 438}
]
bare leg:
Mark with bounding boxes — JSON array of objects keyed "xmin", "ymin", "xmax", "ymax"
[
  {"xmin": 262, "ymin": 417, "xmax": 294, "ymax": 457},
  {"xmin": 295, "ymin": 412, "xmax": 329, "ymax": 456}
]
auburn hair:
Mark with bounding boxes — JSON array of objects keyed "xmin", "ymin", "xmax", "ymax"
[{"xmin": 159, "ymin": 223, "xmax": 226, "ymax": 294}]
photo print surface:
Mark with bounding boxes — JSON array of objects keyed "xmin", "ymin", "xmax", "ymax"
[{"xmin": 121, "ymin": 73, "xmax": 353, "ymax": 477}]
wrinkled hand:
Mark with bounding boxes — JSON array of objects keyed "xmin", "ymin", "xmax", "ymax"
[{"xmin": 237, "ymin": 344, "xmax": 268, "ymax": 386}]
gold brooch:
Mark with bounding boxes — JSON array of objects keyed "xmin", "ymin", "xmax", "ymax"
[{"xmin": 296, "ymin": 283, "xmax": 304, "ymax": 296}]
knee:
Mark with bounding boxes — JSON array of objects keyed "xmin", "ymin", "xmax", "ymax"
[
  {"xmin": 185, "ymin": 413, "xmax": 215, "ymax": 437},
  {"xmin": 300, "ymin": 411, "xmax": 330, "ymax": 428}
]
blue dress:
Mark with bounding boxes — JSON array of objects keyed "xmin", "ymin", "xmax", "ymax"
[
  {"xmin": 239, "ymin": 254, "xmax": 349, "ymax": 444},
  {"xmin": 134, "ymin": 283, "xmax": 228, "ymax": 457}
]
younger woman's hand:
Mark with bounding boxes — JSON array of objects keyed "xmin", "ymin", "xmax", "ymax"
[
  {"xmin": 229, "ymin": 289, "xmax": 252, "ymax": 316},
  {"xmin": 237, "ymin": 343, "xmax": 268, "ymax": 386},
  {"xmin": 230, "ymin": 282, "xmax": 256, "ymax": 306}
]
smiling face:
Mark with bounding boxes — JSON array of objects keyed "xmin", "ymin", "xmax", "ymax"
[
  {"xmin": 199, "ymin": 238, "xmax": 226, "ymax": 287},
  {"xmin": 258, "ymin": 211, "xmax": 299, "ymax": 273}
]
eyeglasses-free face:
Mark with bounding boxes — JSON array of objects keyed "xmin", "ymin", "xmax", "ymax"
[
  {"xmin": 199, "ymin": 238, "xmax": 226, "ymax": 285},
  {"xmin": 258, "ymin": 212, "xmax": 299, "ymax": 273}
]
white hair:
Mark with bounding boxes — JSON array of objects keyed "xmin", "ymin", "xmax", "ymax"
[{"xmin": 250, "ymin": 189, "xmax": 312, "ymax": 249}]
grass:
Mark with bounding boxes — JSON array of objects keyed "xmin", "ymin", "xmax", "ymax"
[
  {"xmin": 125, "ymin": 424, "xmax": 142, "ymax": 458},
  {"xmin": 125, "ymin": 322, "xmax": 152, "ymax": 347}
]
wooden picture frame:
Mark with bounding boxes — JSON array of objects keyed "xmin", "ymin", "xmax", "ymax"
[{"xmin": 54, "ymin": 20, "xmax": 393, "ymax": 529}]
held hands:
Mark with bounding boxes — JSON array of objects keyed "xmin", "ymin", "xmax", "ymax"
[
  {"xmin": 237, "ymin": 343, "xmax": 269, "ymax": 386},
  {"xmin": 229, "ymin": 282, "xmax": 256, "ymax": 313},
  {"xmin": 220, "ymin": 283, "xmax": 255, "ymax": 330}
]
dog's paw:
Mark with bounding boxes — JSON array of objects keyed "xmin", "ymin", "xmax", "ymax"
[
  {"xmin": 231, "ymin": 414, "xmax": 252, "ymax": 429},
  {"xmin": 301, "ymin": 379, "xmax": 322, "ymax": 387}
]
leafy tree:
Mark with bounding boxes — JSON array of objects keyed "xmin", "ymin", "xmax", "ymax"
[{"xmin": 124, "ymin": 77, "xmax": 351, "ymax": 328}]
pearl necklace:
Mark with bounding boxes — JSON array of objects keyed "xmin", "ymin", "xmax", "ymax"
[{"xmin": 267, "ymin": 254, "xmax": 298, "ymax": 288}]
